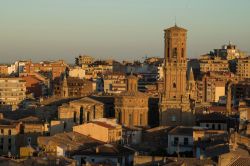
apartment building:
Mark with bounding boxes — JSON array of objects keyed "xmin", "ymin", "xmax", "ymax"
[
  {"xmin": 75, "ymin": 55, "xmax": 94, "ymax": 66},
  {"xmin": 196, "ymin": 72, "xmax": 235, "ymax": 103},
  {"xmin": 73, "ymin": 118, "xmax": 122, "ymax": 143},
  {"xmin": 237, "ymin": 56, "xmax": 250, "ymax": 80},
  {"xmin": 103, "ymin": 73, "xmax": 127, "ymax": 94},
  {"xmin": 53, "ymin": 76, "xmax": 93, "ymax": 98},
  {"xmin": 214, "ymin": 42, "xmax": 246, "ymax": 60},
  {"xmin": 0, "ymin": 78, "xmax": 26, "ymax": 110},
  {"xmin": 20, "ymin": 73, "xmax": 50, "ymax": 98},
  {"xmin": 234, "ymin": 79, "xmax": 250, "ymax": 101},
  {"xmin": 24, "ymin": 60, "xmax": 68, "ymax": 79},
  {"xmin": 200, "ymin": 56, "xmax": 229, "ymax": 73},
  {"xmin": 0, "ymin": 118, "xmax": 22, "ymax": 156},
  {"xmin": 68, "ymin": 66, "xmax": 86, "ymax": 79},
  {"xmin": 83, "ymin": 60, "xmax": 113, "ymax": 79},
  {"xmin": 0, "ymin": 65, "xmax": 8, "ymax": 76}
]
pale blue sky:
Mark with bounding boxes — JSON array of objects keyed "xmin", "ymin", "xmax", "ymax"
[{"xmin": 0, "ymin": 0, "xmax": 249, "ymax": 63}]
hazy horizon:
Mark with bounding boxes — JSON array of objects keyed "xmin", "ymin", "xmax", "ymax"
[{"xmin": 1, "ymin": 0, "xmax": 250, "ymax": 64}]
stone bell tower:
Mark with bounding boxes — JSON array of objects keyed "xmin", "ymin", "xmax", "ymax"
[
  {"xmin": 164, "ymin": 25, "xmax": 187, "ymax": 100},
  {"xmin": 61, "ymin": 74, "xmax": 69, "ymax": 98},
  {"xmin": 159, "ymin": 25, "xmax": 193, "ymax": 126}
]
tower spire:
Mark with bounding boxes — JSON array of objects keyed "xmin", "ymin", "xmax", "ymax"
[{"xmin": 189, "ymin": 67, "xmax": 194, "ymax": 81}]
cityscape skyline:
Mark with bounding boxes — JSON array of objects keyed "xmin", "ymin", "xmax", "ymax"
[
  {"xmin": 1, "ymin": 0, "xmax": 250, "ymax": 63},
  {"xmin": 0, "ymin": 1, "xmax": 250, "ymax": 163}
]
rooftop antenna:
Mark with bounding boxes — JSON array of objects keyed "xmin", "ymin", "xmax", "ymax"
[{"xmin": 175, "ymin": 16, "xmax": 177, "ymax": 26}]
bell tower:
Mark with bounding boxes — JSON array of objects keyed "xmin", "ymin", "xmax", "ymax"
[
  {"xmin": 159, "ymin": 25, "xmax": 194, "ymax": 126},
  {"xmin": 62, "ymin": 74, "xmax": 69, "ymax": 98},
  {"xmin": 164, "ymin": 25, "xmax": 187, "ymax": 99},
  {"xmin": 127, "ymin": 74, "xmax": 138, "ymax": 92}
]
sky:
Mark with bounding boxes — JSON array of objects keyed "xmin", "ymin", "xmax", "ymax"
[{"xmin": 0, "ymin": 0, "xmax": 250, "ymax": 63}]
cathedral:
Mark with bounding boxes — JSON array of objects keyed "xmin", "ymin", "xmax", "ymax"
[
  {"xmin": 159, "ymin": 25, "xmax": 195, "ymax": 126},
  {"xmin": 115, "ymin": 74, "xmax": 149, "ymax": 127}
]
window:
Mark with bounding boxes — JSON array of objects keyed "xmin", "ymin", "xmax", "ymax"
[
  {"xmin": 218, "ymin": 124, "xmax": 221, "ymax": 130},
  {"xmin": 212, "ymin": 124, "xmax": 215, "ymax": 130},
  {"xmin": 129, "ymin": 114, "xmax": 133, "ymax": 126},
  {"xmin": 173, "ymin": 48, "xmax": 177, "ymax": 58},
  {"xmin": 181, "ymin": 48, "xmax": 184, "ymax": 57},
  {"xmin": 140, "ymin": 114, "xmax": 143, "ymax": 126},
  {"xmin": 27, "ymin": 137, "xmax": 31, "ymax": 145},
  {"xmin": 63, "ymin": 122, "xmax": 67, "ymax": 130},
  {"xmin": 86, "ymin": 112, "xmax": 90, "ymax": 123},
  {"xmin": 174, "ymin": 137, "xmax": 179, "ymax": 146},
  {"xmin": 171, "ymin": 115, "xmax": 176, "ymax": 122},
  {"xmin": 118, "ymin": 112, "xmax": 122, "ymax": 124},
  {"xmin": 167, "ymin": 47, "xmax": 170, "ymax": 58},
  {"xmin": 8, "ymin": 138, "xmax": 11, "ymax": 144},
  {"xmin": 93, "ymin": 105, "xmax": 96, "ymax": 119},
  {"xmin": 80, "ymin": 107, "xmax": 84, "ymax": 124},
  {"xmin": 0, "ymin": 138, "xmax": 3, "ymax": 144},
  {"xmin": 173, "ymin": 83, "xmax": 176, "ymax": 88},
  {"xmin": 8, "ymin": 130, "xmax": 11, "ymax": 135},
  {"xmin": 184, "ymin": 137, "xmax": 189, "ymax": 145},
  {"xmin": 167, "ymin": 40, "xmax": 170, "ymax": 58}
]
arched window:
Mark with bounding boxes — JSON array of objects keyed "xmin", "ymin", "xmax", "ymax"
[
  {"xmin": 129, "ymin": 114, "xmax": 133, "ymax": 126},
  {"xmin": 73, "ymin": 112, "xmax": 77, "ymax": 123},
  {"xmin": 87, "ymin": 112, "xmax": 90, "ymax": 122},
  {"xmin": 130, "ymin": 83, "xmax": 133, "ymax": 91},
  {"xmin": 140, "ymin": 114, "xmax": 143, "ymax": 126},
  {"xmin": 173, "ymin": 48, "xmax": 177, "ymax": 58},
  {"xmin": 181, "ymin": 48, "xmax": 184, "ymax": 58},
  {"xmin": 173, "ymin": 83, "xmax": 176, "ymax": 88},
  {"xmin": 118, "ymin": 111, "xmax": 122, "ymax": 123},
  {"xmin": 167, "ymin": 40, "xmax": 170, "ymax": 59},
  {"xmin": 80, "ymin": 107, "xmax": 84, "ymax": 124},
  {"xmin": 93, "ymin": 105, "xmax": 96, "ymax": 119},
  {"xmin": 167, "ymin": 47, "xmax": 170, "ymax": 59}
]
